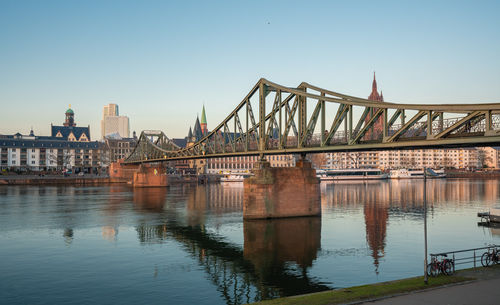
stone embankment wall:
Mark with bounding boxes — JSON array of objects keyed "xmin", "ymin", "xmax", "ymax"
[
  {"xmin": 0, "ymin": 177, "xmax": 113, "ymax": 185},
  {"xmin": 445, "ymin": 170, "xmax": 500, "ymax": 178}
]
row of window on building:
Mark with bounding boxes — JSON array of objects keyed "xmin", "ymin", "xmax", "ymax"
[{"xmin": 325, "ymin": 147, "xmax": 500, "ymax": 169}]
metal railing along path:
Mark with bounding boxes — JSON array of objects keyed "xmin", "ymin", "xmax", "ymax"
[{"xmin": 431, "ymin": 244, "xmax": 500, "ymax": 273}]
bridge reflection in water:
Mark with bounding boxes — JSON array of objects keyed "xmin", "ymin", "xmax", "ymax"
[
  {"xmin": 132, "ymin": 185, "xmax": 327, "ymax": 304},
  {"xmin": 1, "ymin": 180, "xmax": 500, "ymax": 304}
]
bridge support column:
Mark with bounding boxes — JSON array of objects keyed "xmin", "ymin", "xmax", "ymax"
[
  {"xmin": 109, "ymin": 160, "xmax": 140, "ymax": 183},
  {"xmin": 133, "ymin": 164, "xmax": 168, "ymax": 187},
  {"xmin": 243, "ymin": 159, "xmax": 320, "ymax": 219}
]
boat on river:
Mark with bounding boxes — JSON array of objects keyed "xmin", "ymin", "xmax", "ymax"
[
  {"xmin": 220, "ymin": 173, "xmax": 252, "ymax": 183},
  {"xmin": 389, "ymin": 168, "xmax": 446, "ymax": 179},
  {"xmin": 478, "ymin": 205, "xmax": 500, "ymax": 223},
  {"xmin": 316, "ymin": 168, "xmax": 388, "ymax": 181}
]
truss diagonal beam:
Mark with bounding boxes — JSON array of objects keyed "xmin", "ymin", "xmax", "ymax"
[
  {"xmin": 300, "ymin": 100, "xmax": 322, "ymax": 147},
  {"xmin": 323, "ymin": 104, "xmax": 348, "ymax": 146},
  {"xmin": 434, "ymin": 111, "xmax": 483, "ymax": 139},
  {"xmin": 386, "ymin": 111, "xmax": 426, "ymax": 142},
  {"xmin": 351, "ymin": 108, "xmax": 384, "ymax": 144}
]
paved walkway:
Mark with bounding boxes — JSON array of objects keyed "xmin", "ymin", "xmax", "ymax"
[
  {"xmin": 360, "ymin": 266, "xmax": 500, "ymax": 305},
  {"xmin": 360, "ymin": 278, "xmax": 500, "ymax": 305}
]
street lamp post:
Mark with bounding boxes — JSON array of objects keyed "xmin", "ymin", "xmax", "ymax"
[{"xmin": 424, "ymin": 167, "xmax": 428, "ymax": 284}]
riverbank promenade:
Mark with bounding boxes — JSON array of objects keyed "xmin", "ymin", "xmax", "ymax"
[
  {"xmin": 362, "ymin": 266, "xmax": 500, "ymax": 305},
  {"xmin": 252, "ymin": 265, "xmax": 500, "ymax": 305}
]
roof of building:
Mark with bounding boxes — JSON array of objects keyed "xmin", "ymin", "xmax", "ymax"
[
  {"xmin": 172, "ymin": 138, "xmax": 188, "ymax": 148},
  {"xmin": 193, "ymin": 117, "xmax": 203, "ymax": 141},
  {"xmin": 105, "ymin": 132, "xmax": 123, "ymax": 140},
  {"xmin": 51, "ymin": 125, "xmax": 91, "ymax": 141},
  {"xmin": 0, "ymin": 137, "xmax": 100, "ymax": 149},
  {"xmin": 104, "ymin": 136, "xmax": 137, "ymax": 143},
  {"xmin": 66, "ymin": 108, "xmax": 74, "ymax": 114}
]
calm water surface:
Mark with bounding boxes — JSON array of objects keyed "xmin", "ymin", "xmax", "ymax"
[{"xmin": 1, "ymin": 179, "xmax": 500, "ymax": 305}]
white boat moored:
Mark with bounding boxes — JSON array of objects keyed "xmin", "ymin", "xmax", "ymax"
[
  {"xmin": 316, "ymin": 168, "xmax": 388, "ymax": 181},
  {"xmin": 220, "ymin": 173, "xmax": 252, "ymax": 183},
  {"xmin": 389, "ymin": 168, "xmax": 446, "ymax": 179}
]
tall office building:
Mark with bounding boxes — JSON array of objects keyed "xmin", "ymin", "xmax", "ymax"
[
  {"xmin": 103, "ymin": 104, "xmax": 119, "ymax": 117},
  {"xmin": 101, "ymin": 103, "xmax": 130, "ymax": 139}
]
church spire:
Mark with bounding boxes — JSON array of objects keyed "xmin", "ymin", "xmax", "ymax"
[
  {"xmin": 368, "ymin": 72, "xmax": 381, "ymax": 101},
  {"xmin": 200, "ymin": 105, "xmax": 208, "ymax": 136},
  {"xmin": 201, "ymin": 105, "xmax": 207, "ymax": 125},
  {"xmin": 193, "ymin": 116, "xmax": 202, "ymax": 141},
  {"xmin": 372, "ymin": 72, "xmax": 377, "ymax": 92}
]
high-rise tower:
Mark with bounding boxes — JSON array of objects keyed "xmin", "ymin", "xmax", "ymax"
[{"xmin": 101, "ymin": 103, "xmax": 130, "ymax": 139}]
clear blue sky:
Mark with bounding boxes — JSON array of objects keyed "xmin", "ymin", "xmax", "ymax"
[{"xmin": 1, "ymin": 0, "xmax": 499, "ymax": 139}]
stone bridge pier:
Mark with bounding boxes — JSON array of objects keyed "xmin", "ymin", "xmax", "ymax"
[
  {"xmin": 109, "ymin": 160, "xmax": 168, "ymax": 187},
  {"xmin": 243, "ymin": 159, "xmax": 321, "ymax": 219},
  {"xmin": 109, "ymin": 160, "xmax": 139, "ymax": 182}
]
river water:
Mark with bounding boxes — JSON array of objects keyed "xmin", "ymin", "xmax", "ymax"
[{"xmin": 1, "ymin": 179, "xmax": 499, "ymax": 305}]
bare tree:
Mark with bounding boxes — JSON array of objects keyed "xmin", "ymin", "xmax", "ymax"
[
  {"xmin": 348, "ymin": 152, "xmax": 360, "ymax": 168},
  {"xmin": 478, "ymin": 150, "xmax": 493, "ymax": 168},
  {"xmin": 308, "ymin": 153, "xmax": 328, "ymax": 169}
]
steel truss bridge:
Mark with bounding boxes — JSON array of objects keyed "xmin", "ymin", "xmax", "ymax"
[{"xmin": 124, "ymin": 78, "xmax": 500, "ymax": 164}]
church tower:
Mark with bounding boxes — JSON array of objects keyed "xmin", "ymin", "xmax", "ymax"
[
  {"xmin": 364, "ymin": 73, "xmax": 384, "ymax": 140},
  {"xmin": 368, "ymin": 72, "xmax": 384, "ymax": 102},
  {"xmin": 63, "ymin": 105, "xmax": 76, "ymax": 127},
  {"xmin": 200, "ymin": 106, "xmax": 208, "ymax": 136}
]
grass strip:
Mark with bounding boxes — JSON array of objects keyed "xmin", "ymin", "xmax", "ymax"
[{"xmin": 250, "ymin": 275, "xmax": 472, "ymax": 305}]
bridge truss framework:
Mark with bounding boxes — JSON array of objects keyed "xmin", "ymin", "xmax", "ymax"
[{"xmin": 124, "ymin": 79, "xmax": 500, "ymax": 164}]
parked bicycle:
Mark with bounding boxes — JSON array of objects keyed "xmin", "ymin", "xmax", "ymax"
[
  {"xmin": 481, "ymin": 246, "xmax": 500, "ymax": 267},
  {"xmin": 427, "ymin": 254, "xmax": 454, "ymax": 277}
]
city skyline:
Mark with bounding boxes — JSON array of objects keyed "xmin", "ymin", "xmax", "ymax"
[{"xmin": 1, "ymin": 1, "xmax": 500, "ymax": 139}]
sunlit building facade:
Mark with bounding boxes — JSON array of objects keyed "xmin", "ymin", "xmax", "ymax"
[
  {"xmin": 101, "ymin": 103, "xmax": 130, "ymax": 139},
  {"xmin": 0, "ymin": 107, "xmax": 102, "ymax": 172},
  {"xmin": 323, "ymin": 147, "xmax": 499, "ymax": 170}
]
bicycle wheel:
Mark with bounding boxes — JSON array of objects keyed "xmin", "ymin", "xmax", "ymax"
[
  {"xmin": 427, "ymin": 263, "xmax": 439, "ymax": 277},
  {"xmin": 481, "ymin": 252, "xmax": 491, "ymax": 267},
  {"xmin": 444, "ymin": 260, "xmax": 454, "ymax": 275}
]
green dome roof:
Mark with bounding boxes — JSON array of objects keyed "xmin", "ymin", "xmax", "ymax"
[{"xmin": 66, "ymin": 108, "xmax": 74, "ymax": 114}]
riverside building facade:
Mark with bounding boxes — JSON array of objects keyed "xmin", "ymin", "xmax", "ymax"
[
  {"xmin": 0, "ymin": 106, "xmax": 102, "ymax": 173},
  {"xmin": 102, "ymin": 132, "xmax": 138, "ymax": 164},
  {"xmin": 323, "ymin": 147, "xmax": 499, "ymax": 170}
]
